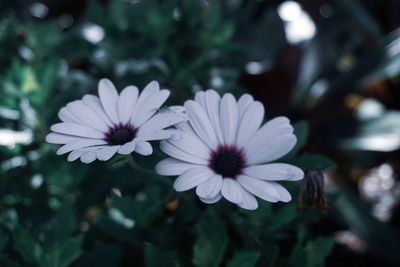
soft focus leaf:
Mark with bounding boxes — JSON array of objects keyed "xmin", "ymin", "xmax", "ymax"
[
  {"xmin": 227, "ymin": 250, "xmax": 260, "ymax": 267},
  {"xmin": 193, "ymin": 208, "xmax": 228, "ymax": 267}
]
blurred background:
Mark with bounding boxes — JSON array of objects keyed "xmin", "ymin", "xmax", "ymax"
[{"xmin": 1, "ymin": 0, "xmax": 400, "ymax": 266}]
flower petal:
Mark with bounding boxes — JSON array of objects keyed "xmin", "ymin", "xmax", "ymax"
[
  {"xmin": 237, "ymin": 175, "xmax": 279, "ymax": 202},
  {"xmin": 236, "ymin": 101, "xmax": 264, "ymax": 147},
  {"xmin": 199, "ymin": 193, "xmax": 222, "ymax": 204},
  {"xmin": 194, "ymin": 91, "xmax": 206, "ymax": 109},
  {"xmin": 237, "ymin": 94, "xmax": 254, "ymax": 121},
  {"xmin": 98, "ymin": 78, "xmax": 119, "ymax": 124},
  {"xmin": 238, "ymin": 189, "xmax": 258, "ymax": 210},
  {"xmin": 58, "ymin": 107, "xmax": 81, "ymax": 123},
  {"xmin": 135, "ymin": 141, "xmax": 153, "ymax": 156},
  {"xmin": 67, "ymin": 146, "xmax": 104, "ymax": 162},
  {"xmin": 205, "ymin": 90, "xmax": 224, "ymax": 143},
  {"xmin": 66, "ymin": 100, "xmax": 109, "ymax": 132},
  {"xmin": 118, "ymin": 140, "xmax": 136, "ymax": 155},
  {"xmin": 51, "ymin": 122, "xmax": 105, "ymax": 139},
  {"xmin": 196, "ymin": 174, "xmax": 223, "ymax": 199},
  {"xmin": 160, "ymin": 141, "xmax": 208, "ymax": 165},
  {"xmin": 118, "ymin": 85, "xmax": 139, "ymax": 125},
  {"xmin": 247, "ymin": 134, "xmax": 296, "ymax": 164},
  {"xmin": 220, "ymin": 93, "xmax": 238, "ymax": 145},
  {"xmin": 221, "ymin": 178, "xmax": 244, "ymax": 204},
  {"xmin": 268, "ymin": 182, "xmax": 292, "ymax": 202},
  {"xmin": 173, "ymin": 167, "xmax": 213, "ymax": 192},
  {"xmin": 155, "ymin": 158, "xmax": 196, "ymax": 176},
  {"xmin": 56, "ymin": 139, "xmax": 107, "ymax": 155},
  {"xmin": 133, "ymin": 89, "xmax": 170, "ymax": 127},
  {"xmin": 244, "ymin": 163, "xmax": 304, "ymax": 181},
  {"xmin": 138, "ymin": 109, "xmax": 187, "ymax": 136},
  {"xmin": 136, "ymin": 130, "xmax": 172, "ymax": 142},
  {"xmin": 167, "ymin": 131, "xmax": 210, "ymax": 159},
  {"xmin": 46, "ymin": 133, "xmax": 81, "ymax": 144},
  {"xmin": 244, "ymin": 117, "xmax": 292, "ymax": 152},
  {"xmin": 81, "ymin": 151, "xmax": 97, "ymax": 164},
  {"xmin": 184, "ymin": 100, "xmax": 218, "ymax": 149},
  {"xmin": 97, "ymin": 145, "xmax": 120, "ymax": 161},
  {"xmin": 130, "ymin": 81, "xmax": 159, "ymax": 124},
  {"xmin": 82, "ymin": 94, "xmax": 113, "ymax": 127}
]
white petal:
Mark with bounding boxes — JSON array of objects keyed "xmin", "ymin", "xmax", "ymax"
[
  {"xmin": 204, "ymin": 90, "xmax": 224, "ymax": 143},
  {"xmin": 68, "ymin": 150, "xmax": 86, "ymax": 162},
  {"xmin": 238, "ymin": 189, "xmax": 258, "ymax": 210},
  {"xmin": 194, "ymin": 91, "xmax": 206, "ymax": 109},
  {"xmin": 199, "ymin": 193, "xmax": 222, "ymax": 204},
  {"xmin": 155, "ymin": 158, "xmax": 197, "ymax": 176},
  {"xmin": 237, "ymin": 175, "xmax": 279, "ymax": 202},
  {"xmin": 135, "ymin": 141, "xmax": 153, "ymax": 156},
  {"xmin": 118, "ymin": 140, "xmax": 135, "ymax": 155},
  {"xmin": 220, "ymin": 93, "xmax": 238, "ymax": 145},
  {"xmin": 67, "ymin": 146, "xmax": 102, "ymax": 162},
  {"xmin": 221, "ymin": 178, "xmax": 244, "ymax": 204},
  {"xmin": 138, "ymin": 109, "xmax": 187, "ymax": 136},
  {"xmin": 247, "ymin": 134, "xmax": 296, "ymax": 164},
  {"xmin": 51, "ymin": 122, "xmax": 105, "ymax": 139},
  {"xmin": 82, "ymin": 95, "xmax": 113, "ymax": 127},
  {"xmin": 118, "ymin": 85, "xmax": 139, "ymax": 124},
  {"xmin": 58, "ymin": 107, "xmax": 81, "ymax": 123},
  {"xmin": 160, "ymin": 141, "xmax": 208, "ymax": 165},
  {"xmin": 136, "ymin": 130, "xmax": 172, "ymax": 142},
  {"xmin": 46, "ymin": 133, "xmax": 81, "ymax": 144},
  {"xmin": 166, "ymin": 131, "xmax": 210, "ymax": 159},
  {"xmin": 133, "ymin": 89, "xmax": 170, "ymax": 126},
  {"xmin": 236, "ymin": 101, "xmax": 264, "ymax": 146},
  {"xmin": 268, "ymin": 182, "xmax": 292, "ymax": 202},
  {"xmin": 196, "ymin": 174, "xmax": 222, "ymax": 199},
  {"xmin": 244, "ymin": 163, "xmax": 304, "ymax": 181},
  {"xmin": 97, "ymin": 145, "xmax": 120, "ymax": 161},
  {"xmin": 98, "ymin": 78, "xmax": 119, "ymax": 124},
  {"xmin": 66, "ymin": 100, "xmax": 109, "ymax": 132},
  {"xmin": 130, "ymin": 81, "xmax": 159, "ymax": 123},
  {"xmin": 184, "ymin": 100, "xmax": 218, "ymax": 149},
  {"xmin": 81, "ymin": 151, "xmax": 97, "ymax": 163},
  {"xmin": 56, "ymin": 139, "xmax": 107, "ymax": 155},
  {"xmin": 173, "ymin": 167, "xmax": 213, "ymax": 192},
  {"xmin": 237, "ymin": 94, "xmax": 254, "ymax": 121},
  {"xmin": 244, "ymin": 117, "xmax": 293, "ymax": 158}
]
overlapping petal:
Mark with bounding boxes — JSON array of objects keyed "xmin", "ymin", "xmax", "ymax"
[{"xmin": 47, "ymin": 79, "xmax": 185, "ymax": 163}]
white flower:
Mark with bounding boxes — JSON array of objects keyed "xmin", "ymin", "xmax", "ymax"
[
  {"xmin": 46, "ymin": 79, "xmax": 187, "ymax": 163},
  {"xmin": 156, "ymin": 90, "xmax": 304, "ymax": 210}
]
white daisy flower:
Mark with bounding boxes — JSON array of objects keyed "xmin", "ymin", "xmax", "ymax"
[
  {"xmin": 155, "ymin": 90, "xmax": 304, "ymax": 210},
  {"xmin": 46, "ymin": 79, "xmax": 187, "ymax": 163}
]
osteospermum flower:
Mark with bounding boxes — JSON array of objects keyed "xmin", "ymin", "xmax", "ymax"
[
  {"xmin": 46, "ymin": 79, "xmax": 186, "ymax": 163},
  {"xmin": 155, "ymin": 90, "xmax": 304, "ymax": 210}
]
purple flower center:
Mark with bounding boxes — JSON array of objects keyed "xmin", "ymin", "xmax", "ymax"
[
  {"xmin": 209, "ymin": 145, "xmax": 246, "ymax": 178},
  {"xmin": 105, "ymin": 124, "xmax": 137, "ymax": 145}
]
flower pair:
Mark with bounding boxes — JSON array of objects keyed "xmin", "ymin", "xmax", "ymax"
[{"xmin": 47, "ymin": 79, "xmax": 304, "ymax": 210}]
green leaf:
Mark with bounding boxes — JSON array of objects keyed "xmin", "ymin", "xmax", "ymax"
[
  {"xmin": 227, "ymin": 250, "xmax": 260, "ymax": 267},
  {"xmin": 305, "ymin": 237, "xmax": 335, "ymax": 267},
  {"xmin": 0, "ymin": 255, "xmax": 21, "ymax": 267},
  {"xmin": 13, "ymin": 227, "xmax": 43, "ymax": 266},
  {"xmin": 294, "ymin": 153, "xmax": 335, "ymax": 171},
  {"xmin": 76, "ymin": 244, "xmax": 123, "ymax": 267},
  {"xmin": 192, "ymin": 208, "xmax": 228, "ymax": 267},
  {"xmin": 145, "ymin": 244, "xmax": 178, "ymax": 267},
  {"xmin": 41, "ymin": 236, "xmax": 83, "ymax": 267}
]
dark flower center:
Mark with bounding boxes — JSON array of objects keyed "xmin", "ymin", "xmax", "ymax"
[
  {"xmin": 209, "ymin": 145, "xmax": 246, "ymax": 178},
  {"xmin": 105, "ymin": 124, "xmax": 137, "ymax": 145}
]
